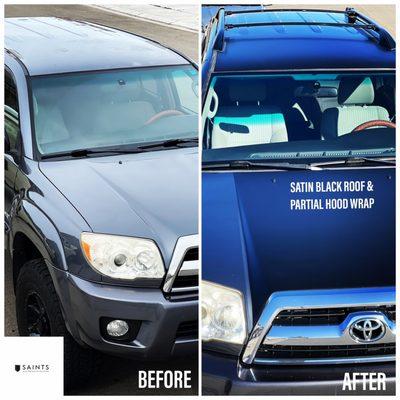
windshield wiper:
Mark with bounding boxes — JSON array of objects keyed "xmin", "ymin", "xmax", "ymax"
[
  {"xmin": 312, "ymin": 157, "xmax": 396, "ymax": 168},
  {"xmin": 41, "ymin": 147, "xmax": 147, "ymax": 160},
  {"xmin": 41, "ymin": 138, "xmax": 198, "ymax": 159},
  {"xmin": 138, "ymin": 138, "xmax": 198, "ymax": 150},
  {"xmin": 203, "ymin": 160, "xmax": 320, "ymax": 171}
]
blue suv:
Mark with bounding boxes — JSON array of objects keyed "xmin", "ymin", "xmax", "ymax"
[{"xmin": 201, "ymin": 8, "xmax": 395, "ymax": 395}]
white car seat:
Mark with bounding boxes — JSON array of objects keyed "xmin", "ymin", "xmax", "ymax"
[
  {"xmin": 320, "ymin": 77, "xmax": 390, "ymax": 139},
  {"xmin": 211, "ymin": 80, "xmax": 288, "ymax": 149}
]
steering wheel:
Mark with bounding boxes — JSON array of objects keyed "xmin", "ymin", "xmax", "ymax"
[
  {"xmin": 352, "ymin": 120, "xmax": 396, "ymax": 132},
  {"xmin": 144, "ymin": 109, "xmax": 184, "ymax": 125}
]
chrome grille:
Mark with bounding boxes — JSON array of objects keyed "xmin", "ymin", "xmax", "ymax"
[
  {"xmin": 170, "ymin": 249, "xmax": 198, "ymax": 294},
  {"xmin": 163, "ymin": 235, "xmax": 198, "ymax": 300},
  {"xmin": 172, "ymin": 273, "xmax": 199, "ymax": 290},
  {"xmin": 273, "ymin": 305, "xmax": 396, "ymax": 326},
  {"xmin": 256, "ymin": 343, "xmax": 395, "ymax": 360},
  {"xmin": 242, "ymin": 287, "xmax": 396, "ymax": 366}
]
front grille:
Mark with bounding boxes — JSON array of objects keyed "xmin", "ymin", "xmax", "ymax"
[
  {"xmin": 242, "ymin": 288, "xmax": 395, "ymax": 366},
  {"xmin": 256, "ymin": 343, "xmax": 395, "ymax": 360},
  {"xmin": 170, "ymin": 246, "xmax": 198, "ymax": 295},
  {"xmin": 165, "ymin": 243, "xmax": 198, "ymax": 301},
  {"xmin": 176, "ymin": 320, "xmax": 198, "ymax": 339},
  {"xmin": 172, "ymin": 274, "xmax": 199, "ymax": 288},
  {"xmin": 254, "ymin": 305, "xmax": 396, "ymax": 364},
  {"xmin": 167, "ymin": 291, "xmax": 198, "ymax": 302},
  {"xmin": 274, "ymin": 305, "xmax": 396, "ymax": 326},
  {"xmin": 183, "ymin": 247, "xmax": 198, "ymax": 261}
]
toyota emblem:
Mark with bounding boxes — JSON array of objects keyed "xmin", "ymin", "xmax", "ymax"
[{"xmin": 349, "ymin": 317, "xmax": 386, "ymax": 343}]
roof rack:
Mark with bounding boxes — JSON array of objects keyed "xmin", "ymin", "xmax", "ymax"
[
  {"xmin": 212, "ymin": 7, "xmax": 395, "ymax": 51},
  {"xmin": 213, "ymin": 8, "xmax": 225, "ymax": 51}
]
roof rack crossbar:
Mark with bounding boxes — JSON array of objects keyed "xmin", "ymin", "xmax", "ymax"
[
  {"xmin": 225, "ymin": 8, "xmax": 349, "ymax": 16},
  {"xmin": 225, "ymin": 22, "xmax": 377, "ymax": 31},
  {"xmin": 221, "ymin": 7, "xmax": 395, "ymax": 51}
]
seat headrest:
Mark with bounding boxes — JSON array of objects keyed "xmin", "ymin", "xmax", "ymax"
[
  {"xmin": 228, "ymin": 80, "xmax": 267, "ymax": 102},
  {"xmin": 338, "ymin": 77, "xmax": 374, "ymax": 105}
]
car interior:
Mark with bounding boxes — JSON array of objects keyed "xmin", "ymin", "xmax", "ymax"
[{"xmin": 203, "ymin": 74, "xmax": 395, "ymax": 149}]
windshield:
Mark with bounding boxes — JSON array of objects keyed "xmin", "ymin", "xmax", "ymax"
[
  {"xmin": 202, "ymin": 72, "xmax": 395, "ymax": 163},
  {"xmin": 31, "ymin": 65, "xmax": 198, "ymax": 156}
]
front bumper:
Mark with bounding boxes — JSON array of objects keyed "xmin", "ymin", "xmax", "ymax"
[
  {"xmin": 202, "ymin": 351, "xmax": 395, "ymax": 395},
  {"xmin": 50, "ymin": 266, "xmax": 198, "ymax": 359}
]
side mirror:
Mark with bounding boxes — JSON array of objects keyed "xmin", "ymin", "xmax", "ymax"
[{"xmin": 5, "ymin": 130, "xmax": 11, "ymax": 153}]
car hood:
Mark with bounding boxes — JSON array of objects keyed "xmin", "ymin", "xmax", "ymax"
[
  {"xmin": 202, "ymin": 167, "xmax": 395, "ymax": 327},
  {"xmin": 40, "ymin": 148, "xmax": 198, "ymax": 265}
]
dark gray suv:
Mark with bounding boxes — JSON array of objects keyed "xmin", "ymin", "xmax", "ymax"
[{"xmin": 5, "ymin": 17, "xmax": 198, "ymax": 388}]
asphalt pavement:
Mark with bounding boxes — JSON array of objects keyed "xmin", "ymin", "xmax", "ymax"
[{"xmin": 4, "ymin": 4, "xmax": 198, "ymax": 395}]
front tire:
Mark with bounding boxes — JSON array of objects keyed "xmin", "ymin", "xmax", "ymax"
[{"xmin": 15, "ymin": 259, "xmax": 100, "ymax": 390}]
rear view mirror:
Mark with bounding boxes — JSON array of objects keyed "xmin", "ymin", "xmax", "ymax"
[
  {"xmin": 317, "ymin": 87, "xmax": 338, "ymax": 98},
  {"xmin": 219, "ymin": 122, "xmax": 249, "ymax": 134}
]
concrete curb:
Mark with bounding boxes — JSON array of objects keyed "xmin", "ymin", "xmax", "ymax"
[{"xmin": 90, "ymin": 4, "xmax": 198, "ymax": 33}]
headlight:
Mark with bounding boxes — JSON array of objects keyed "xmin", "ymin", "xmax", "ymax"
[
  {"xmin": 201, "ymin": 281, "xmax": 246, "ymax": 344},
  {"xmin": 81, "ymin": 232, "xmax": 164, "ymax": 280}
]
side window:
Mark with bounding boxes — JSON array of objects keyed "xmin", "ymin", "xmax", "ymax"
[
  {"xmin": 171, "ymin": 69, "xmax": 198, "ymax": 113},
  {"xmin": 5, "ymin": 70, "xmax": 20, "ymax": 153}
]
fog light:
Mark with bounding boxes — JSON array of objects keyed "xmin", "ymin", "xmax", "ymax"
[{"xmin": 106, "ymin": 319, "xmax": 129, "ymax": 337}]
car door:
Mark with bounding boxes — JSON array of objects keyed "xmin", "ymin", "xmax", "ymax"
[{"xmin": 4, "ymin": 69, "xmax": 21, "ymax": 233}]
